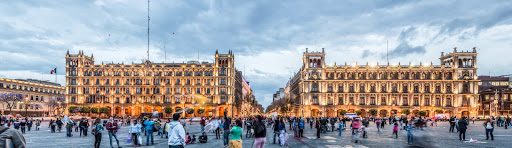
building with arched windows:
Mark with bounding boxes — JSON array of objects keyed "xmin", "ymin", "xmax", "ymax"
[
  {"xmin": 286, "ymin": 47, "xmax": 479, "ymax": 118},
  {"xmin": 65, "ymin": 50, "xmax": 259, "ymax": 118}
]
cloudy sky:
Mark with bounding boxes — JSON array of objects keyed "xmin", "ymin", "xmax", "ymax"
[{"xmin": 1, "ymin": 0, "xmax": 512, "ymax": 108}]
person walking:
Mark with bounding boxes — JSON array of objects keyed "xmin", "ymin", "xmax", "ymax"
[
  {"xmin": 143, "ymin": 118, "xmax": 155, "ymax": 146},
  {"xmin": 93, "ymin": 118, "xmax": 104, "ymax": 148},
  {"xmin": 230, "ymin": 120, "xmax": 243, "ymax": 148},
  {"xmin": 212, "ymin": 118, "xmax": 220, "ymax": 139},
  {"xmin": 168, "ymin": 113, "xmax": 186, "ymax": 148},
  {"xmin": 66, "ymin": 120, "xmax": 73, "ymax": 137},
  {"xmin": 351, "ymin": 118, "xmax": 361, "ymax": 143},
  {"xmin": 458, "ymin": 117, "xmax": 468, "ymax": 141},
  {"xmin": 35, "ymin": 119, "xmax": 41, "ymax": 131},
  {"xmin": 298, "ymin": 119, "xmax": 304, "ymax": 138},
  {"xmin": 406, "ymin": 122, "xmax": 415, "ymax": 144},
  {"xmin": 163, "ymin": 119, "xmax": 170, "ymax": 138},
  {"xmin": 484, "ymin": 118, "xmax": 494, "ymax": 140},
  {"xmin": 222, "ymin": 110, "xmax": 231, "ymax": 147},
  {"xmin": 253, "ymin": 115, "xmax": 266, "ymax": 148},
  {"xmin": 338, "ymin": 121, "xmax": 343, "ymax": 136},
  {"xmin": 273, "ymin": 118, "xmax": 280, "ymax": 144},
  {"xmin": 392, "ymin": 122, "xmax": 398, "ymax": 138},
  {"xmin": 19, "ymin": 119, "xmax": 26, "ymax": 134},
  {"xmin": 449, "ymin": 117, "xmax": 455, "ymax": 132},
  {"xmin": 278, "ymin": 118, "xmax": 286, "ymax": 146},
  {"xmin": 129, "ymin": 120, "xmax": 142, "ymax": 146},
  {"xmin": 106, "ymin": 118, "xmax": 121, "ymax": 148},
  {"xmin": 27, "ymin": 119, "xmax": 33, "ymax": 132},
  {"xmin": 376, "ymin": 119, "xmax": 381, "ymax": 132},
  {"xmin": 315, "ymin": 118, "xmax": 321, "ymax": 139}
]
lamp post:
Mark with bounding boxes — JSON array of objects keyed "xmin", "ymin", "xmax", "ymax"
[{"xmin": 467, "ymin": 95, "xmax": 471, "ymax": 118}]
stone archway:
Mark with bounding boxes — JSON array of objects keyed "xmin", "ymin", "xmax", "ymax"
[
  {"xmin": 311, "ymin": 109, "xmax": 319, "ymax": 117},
  {"xmin": 412, "ymin": 110, "xmax": 420, "ymax": 117},
  {"xmin": 155, "ymin": 106, "xmax": 162, "ymax": 113},
  {"xmin": 379, "ymin": 109, "xmax": 388, "ymax": 117},
  {"xmin": 390, "ymin": 109, "xmax": 398, "ymax": 117},
  {"xmin": 134, "ymin": 106, "xmax": 141, "ymax": 116},
  {"xmin": 359, "ymin": 109, "xmax": 366, "ymax": 117},
  {"xmin": 144, "ymin": 107, "xmax": 151, "ymax": 113},
  {"xmin": 114, "ymin": 106, "xmax": 122, "ymax": 116},
  {"xmin": 326, "ymin": 109, "xmax": 335, "ymax": 117},
  {"xmin": 445, "ymin": 110, "xmax": 453, "ymax": 116},
  {"xmin": 124, "ymin": 107, "xmax": 132, "ymax": 117}
]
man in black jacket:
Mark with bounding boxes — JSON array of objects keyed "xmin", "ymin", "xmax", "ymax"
[
  {"xmin": 222, "ymin": 110, "xmax": 231, "ymax": 146},
  {"xmin": 458, "ymin": 117, "xmax": 468, "ymax": 141},
  {"xmin": 273, "ymin": 118, "xmax": 280, "ymax": 144},
  {"xmin": 449, "ymin": 117, "xmax": 455, "ymax": 132}
]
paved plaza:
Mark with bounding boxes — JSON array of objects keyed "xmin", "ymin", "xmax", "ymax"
[{"xmin": 22, "ymin": 120, "xmax": 512, "ymax": 148}]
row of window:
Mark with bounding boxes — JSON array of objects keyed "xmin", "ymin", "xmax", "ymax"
[
  {"xmin": 322, "ymin": 72, "xmax": 453, "ymax": 80},
  {"xmin": 0, "ymin": 83, "xmax": 62, "ymax": 94},
  {"xmin": 313, "ymin": 83, "xmax": 454, "ymax": 94},
  {"xmin": 75, "ymin": 95, "xmax": 227, "ymax": 104},
  {"xmin": 77, "ymin": 69, "xmax": 225, "ymax": 77},
  {"xmin": 311, "ymin": 96, "xmax": 457, "ymax": 107},
  {"xmin": 72, "ymin": 78, "xmax": 222, "ymax": 86},
  {"xmin": 72, "ymin": 87, "xmax": 222, "ymax": 95}
]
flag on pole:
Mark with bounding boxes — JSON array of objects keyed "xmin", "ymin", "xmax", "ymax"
[{"xmin": 50, "ymin": 68, "xmax": 57, "ymax": 74}]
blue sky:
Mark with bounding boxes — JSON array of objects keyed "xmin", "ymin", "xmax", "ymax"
[{"xmin": 1, "ymin": 0, "xmax": 512, "ymax": 108}]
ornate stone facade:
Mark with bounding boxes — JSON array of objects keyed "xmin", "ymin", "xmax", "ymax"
[
  {"xmin": 289, "ymin": 47, "xmax": 479, "ymax": 118},
  {"xmin": 0, "ymin": 78, "xmax": 65, "ymax": 116},
  {"xmin": 65, "ymin": 50, "xmax": 246, "ymax": 118}
]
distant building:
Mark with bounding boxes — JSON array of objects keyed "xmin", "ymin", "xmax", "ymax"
[
  {"xmin": 0, "ymin": 78, "xmax": 65, "ymax": 116},
  {"xmin": 284, "ymin": 47, "xmax": 479, "ymax": 118},
  {"xmin": 478, "ymin": 76, "xmax": 512, "ymax": 117},
  {"xmin": 65, "ymin": 50, "xmax": 256, "ymax": 118}
]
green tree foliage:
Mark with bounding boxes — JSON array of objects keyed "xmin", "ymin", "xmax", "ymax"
[
  {"xmin": 380, "ymin": 110, "xmax": 388, "ymax": 117},
  {"xmin": 435, "ymin": 109, "xmax": 444, "ymax": 114},
  {"xmin": 80, "ymin": 107, "xmax": 90, "ymax": 113},
  {"xmin": 369, "ymin": 109, "xmax": 378, "ymax": 116},
  {"xmin": 91, "ymin": 107, "xmax": 99, "ymax": 113},
  {"xmin": 99, "ymin": 107, "xmax": 109, "ymax": 114},
  {"xmin": 339, "ymin": 109, "xmax": 348, "ymax": 116},
  {"xmin": 355, "ymin": 110, "xmax": 362, "ymax": 115},
  {"xmin": 164, "ymin": 107, "xmax": 173, "ymax": 114},
  {"xmin": 419, "ymin": 110, "xmax": 427, "ymax": 116},
  {"xmin": 401, "ymin": 109, "xmax": 410, "ymax": 115},
  {"xmin": 68, "ymin": 106, "xmax": 79, "ymax": 113}
]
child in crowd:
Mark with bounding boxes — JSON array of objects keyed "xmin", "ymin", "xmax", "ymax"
[
  {"xmin": 199, "ymin": 132, "xmax": 208, "ymax": 143},
  {"xmin": 393, "ymin": 123, "xmax": 399, "ymax": 138}
]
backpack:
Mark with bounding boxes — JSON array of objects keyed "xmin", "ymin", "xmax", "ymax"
[
  {"xmin": 91, "ymin": 124, "xmax": 99, "ymax": 135},
  {"xmin": 153, "ymin": 123, "xmax": 159, "ymax": 132}
]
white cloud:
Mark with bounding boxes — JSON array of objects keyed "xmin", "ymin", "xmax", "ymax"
[{"xmin": 1, "ymin": 0, "xmax": 512, "ymax": 109}]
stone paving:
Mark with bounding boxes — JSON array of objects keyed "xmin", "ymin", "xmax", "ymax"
[{"xmin": 21, "ymin": 120, "xmax": 512, "ymax": 148}]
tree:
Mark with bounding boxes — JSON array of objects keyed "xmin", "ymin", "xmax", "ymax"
[
  {"xmin": 419, "ymin": 110, "xmax": 427, "ymax": 117},
  {"xmin": 186, "ymin": 108, "xmax": 194, "ymax": 114},
  {"xmin": 91, "ymin": 107, "xmax": 99, "ymax": 114},
  {"xmin": 68, "ymin": 106, "xmax": 79, "ymax": 114},
  {"xmin": 0, "ymin": 93, "xmax": 23, "ymax": 115},
  {"xmin": 99, "ymin": 107, "xmax": 109, "ymax": 114},
  {"xmin": 355, "ymin": 110, "xmax": 363, "ymax": 116},
  {"xmin": 401, "ymin": 109, "xmax": 410, "ymax": 115},
  {"xmin": 380, "ymin": 110, "xmax": 388, "ymax": 117},
  {"xmin": 164, "ymin": 107, "xmax": 173, "ymax": 114},
  {"xmin": 80, "ymin": 107, "xmax": 90, "ymax": 114},
  {"xmin": 46, "ymin": 97, "xmax": 66, "ymax": 116},
  {"xmin": 279, "ymin": 104, "xmax": 288, "ymax": 115},
  {"xmin": 435, "ymin": 109, "xmax": 444, "ymax": 114},
  {"xmin": 197, "ymin": 108, "xmax": 205, "ymax": 114},
  {"xmin": 369, "ymin": 109, "xmax": 378, "ymax": 116},
  {"xmin": 339, "ymin": 109, "xmax": 348, "ymax": 116}
]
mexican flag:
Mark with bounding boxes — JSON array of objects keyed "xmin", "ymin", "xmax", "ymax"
[{"xmin": 50, "ymin": 68, "xmax": 57, "ymax": 74}]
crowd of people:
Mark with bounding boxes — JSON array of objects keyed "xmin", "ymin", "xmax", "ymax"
[{"xmin": 1, "ymin": 113, "xmax": 511, "ymax": 147}]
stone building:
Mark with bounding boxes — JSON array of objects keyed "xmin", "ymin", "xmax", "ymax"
[
  {"xmin": 287, "ymin": 47, "xmax": 479, "ymax": 118},
  {"xmin": 65, "ymin": 50, "xmax": 256, "ymax": 118},
  {"xmin": 0, "ymin": 78, "xmax": 65, "ymax": 116}
]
